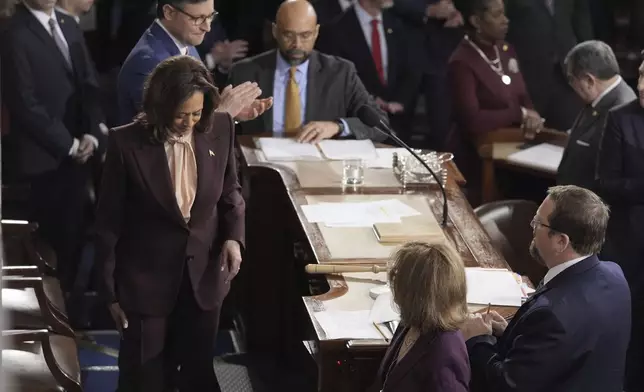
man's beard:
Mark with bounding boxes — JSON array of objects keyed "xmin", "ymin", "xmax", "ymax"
[
  {"xmin": 529, "ymin": 240, "xmax": 546, "ymax": 266},
  {"xmin": 280, "ymin": 48, "xmax": 310, "ymax": 65}
]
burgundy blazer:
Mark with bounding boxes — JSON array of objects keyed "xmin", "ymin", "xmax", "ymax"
[
  {"xmin": 448, "ymin": 39, "xmax": 533, "ymax": 135},
  {"xmin": 371, "ymin": 326, "xmax": 470, "ymax": 392},
  {"xmin": 94, "ymin": 113, "xmax": 245, "ymax": 316}
]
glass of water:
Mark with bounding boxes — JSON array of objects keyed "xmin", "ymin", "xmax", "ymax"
[{"xmin": 342, "ymin": 159, "xmax": 365, "ymax": 186}]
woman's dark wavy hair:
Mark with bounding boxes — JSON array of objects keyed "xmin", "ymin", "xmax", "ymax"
[{"xmin": 136, "ymin": 55, "xmax": 219, "ymax": 143}]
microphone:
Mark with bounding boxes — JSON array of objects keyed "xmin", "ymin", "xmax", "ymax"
[{"xmin": 357, "ymin": 105, "xmax": 448, "ymax": 227}]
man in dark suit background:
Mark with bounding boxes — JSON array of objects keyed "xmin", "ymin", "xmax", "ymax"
[
  {"xmin": 392, "ymin": 0, "xmax": 464, "ymax": 149},
  {"xmin": 196, "ymin": 18, "xmax": 249, "ymax": 86},
  {"xmin": 316, "ymin": 0, "xmax": 420, "ymax": 141},
  {"xmin": 1, "ymin": 0, "xmax": 107, "ymax": 291},
  {"xmin": 595, "ymin": 57, "xmax": 644, "ymax": 391},
  {"xmin": 228, "ymin": 0, "xmax": 387, "ymax": 142},
  {"xmin": 557, "ymin": 40, "xmax": 636, "ymax": 189},
  {"xmin": 462, "ymin": 185, "xmax": 631, "ymax": 392},
  {"xmin": 313, "ymin": 0, "xmax": 353, "ymax": 24},
  {"xmin": 505, "ymin": 0, "xmax": 593, "ymax": 131}
]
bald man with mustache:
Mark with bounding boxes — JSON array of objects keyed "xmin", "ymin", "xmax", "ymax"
[{"xmin": 228, "ymin": 0, "xmax": 388, "ymax": 142}]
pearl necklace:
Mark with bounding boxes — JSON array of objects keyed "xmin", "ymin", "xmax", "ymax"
[{"xmin": 465, "ymin": 35, "xmax": 512, "ymax": 85}]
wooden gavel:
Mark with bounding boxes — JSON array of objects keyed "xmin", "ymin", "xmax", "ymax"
[{"xmin": 305, "ymin": 264, "xmax": 389, "ymax": 274}]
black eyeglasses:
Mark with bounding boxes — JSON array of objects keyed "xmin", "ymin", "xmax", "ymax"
[
  {"xmin": 530, "ymin": 217, "xmax": 552, "ymax": 230},
  {"xmin": 170, "ymin": 5, "xmax": 218, "ymax": 26}
]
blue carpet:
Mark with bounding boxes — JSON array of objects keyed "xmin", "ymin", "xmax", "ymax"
[{"xmin": 79, "ymin": 329, "xmax": 237, "ymax": 392}]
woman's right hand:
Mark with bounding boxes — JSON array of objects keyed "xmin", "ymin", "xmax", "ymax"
[
  {"xmin": 522, "ymin": 108, "xmax": 544, "ymax": 140},
  {"xmin": 109, "ymin": 302, "xmax": 129, "ymax": 336}
]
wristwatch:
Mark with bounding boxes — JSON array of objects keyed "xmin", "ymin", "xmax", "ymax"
[{"xmin": 336, "ymin": 119, "xmax": 345, "ymax": 135}]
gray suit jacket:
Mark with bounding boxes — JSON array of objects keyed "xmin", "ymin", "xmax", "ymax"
[
  {"xmin": 228, "ymin": 49, "xmax": 388, "ymax": 141},
  {"xmin": 557, "ymin": 80, "xmax": 636, "ymax": 189}
]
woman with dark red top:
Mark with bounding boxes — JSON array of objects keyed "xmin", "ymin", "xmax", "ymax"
[
  {"xmin": 447, "ymin": 0, "xmax": 545, "ymax": 203},
  {"xmin": 449, "ymin": 0, "xmax": 543, "ymax": 136}
]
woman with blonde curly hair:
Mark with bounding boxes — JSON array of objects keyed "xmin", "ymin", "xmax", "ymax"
[{"xmin": 371, "ymin": 241, "xmax": 470, "ymax": 391}]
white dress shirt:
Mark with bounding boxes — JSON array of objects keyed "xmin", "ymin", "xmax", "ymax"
[
  {"xmin": 543, "ymin": 255, "xmax": 591, "ymax": 285},
  {"xmin": 592, "ymin": 76, "xmax": 622, "ymax": 108},
  {"xmin": 24, "ymin": 3, "xmax": 100, "ymax": 154},
  {"xmin": 354, "ymin": 2, "xmax": 388, "ymax": 82},
  {"xmin": 155, "ymin": 19, "xmax": 188, "ymax": 55},
  {"xmin": 338, "ymin": 0, "xmax": 354, "ymax": 11}
]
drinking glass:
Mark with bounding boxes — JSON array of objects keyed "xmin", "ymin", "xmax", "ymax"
[{"xmin": 342, "ymin": 159, "xmax": 365, "ymax": 186}]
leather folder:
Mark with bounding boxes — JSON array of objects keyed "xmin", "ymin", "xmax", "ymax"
[{"xmin": 372, "ymin": 216, "xmax": 445, "ymax": 243}]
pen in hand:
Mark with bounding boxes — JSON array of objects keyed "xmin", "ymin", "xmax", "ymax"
[{"xmin": 486, "ymin": 303, "xmax": 491, "ymax": 318}]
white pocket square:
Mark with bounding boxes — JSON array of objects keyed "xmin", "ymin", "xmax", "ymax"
[{"xmin": 576, "ymin": 140, "xmax": 590, "ymax": 147}]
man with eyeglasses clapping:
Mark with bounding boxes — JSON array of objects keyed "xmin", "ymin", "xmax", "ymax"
[{"xmin": 117, "ymin": 0, "xmax": 273, "ymax": 126}]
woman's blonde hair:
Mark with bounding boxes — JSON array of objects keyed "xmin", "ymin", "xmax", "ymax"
[{"xmin": 388, "ymin": 241, "xmax": 468, "ymax": 333}]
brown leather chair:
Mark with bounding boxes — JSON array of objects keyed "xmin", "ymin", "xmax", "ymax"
[
  {"xmin": 474, "ymin": 200, "xmax": 547, "ymax": 286},
  {"xmin": 2, "ymin": 329, "xmax": 82, "ymax": 392}
]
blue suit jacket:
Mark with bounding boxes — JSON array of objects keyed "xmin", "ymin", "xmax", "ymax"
[
  {"xmin": 467, "ymin": 255, "xmax": 630, "ymax": 392},
  {"xmin": 117, "ymin": 22, "xmax": 200, "ymax": 125}
]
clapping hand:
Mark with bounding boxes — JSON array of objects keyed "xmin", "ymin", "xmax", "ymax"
[
  {"xmin": 74, "ymin": 135, "xmax": 96, "ymax": 164},
  {"xmin": 522, "ymin": 108, "xmax": 545, "ymax": 140},
  {"xmin": 211, "ymin": 39, "xmax": 248, "ymax": 71}
]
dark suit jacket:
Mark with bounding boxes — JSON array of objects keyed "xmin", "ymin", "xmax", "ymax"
[
  {"xmin": 313, "ymin": 0, "xmax": 345, "ymax": 25},
  {"xmin": 505, "ymin": 0, "xmax": 592, "ymax": 116},
  {"xmin": 371, "ymin": 327, "xmax": 470, "ymax": 392},
  {"xmin": 392, "ymin": 0, "xmax": 463, "ymax": 75},
  {"xmin": 0, "ymin": 4, "xmax": 106, "ymax": 177},
  {"xmin": 557, "ymin": 80, "xmax": 635, "ymax": 189},
  {"xmin": 94, "ymin": 113, "xmax": 245, "ymax": 316},
  {"xmin": 316, "ymin": 6, "xmax": 420, "ymax": 110},
  {"xmin": 596, "ymin": 100, "xmax": 644, "ymax": 293},
  {"xmin": 117, "ymin": 22, "xmax": 201, "ymax": 125},
  {"xmin": 195, "ymin": 18, "xmax": 229, "ymax": 87},
  {"xmin": 228, "ymin": 49, "xmax": 387, "ymax": 141},
  {"xmin": 468, "ymin": 255, "xmax": 631, "ymax": 392}
]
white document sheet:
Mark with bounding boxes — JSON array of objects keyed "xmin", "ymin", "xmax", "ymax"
[
  {"xmin": 317, "ymin": 139, "xmax": 377, "ymax": 160},
  {"xmin": 506, "ymin": 143, "xmax": 564, "ymax": 173},
  {"xmin": 365, "ymin": 148, "xmax": 408, "ymax": 168},
  {"xmin": 369, "ymin": 292, "xmax": 401, "ymax": 324},
  {"xmin": 257, "ymin": 137, "xmax": 323, "ymax": 161},
  {"xmin": 466, "ymin": 268, "xmax": 524, "ymax": 307},
  {"xmin": 314, "ymin": 310, "xmax": 383, "ymax": 340},
  {"xmin": 301, "ymin": 199, "xmax": 421, "ymax": 227}
]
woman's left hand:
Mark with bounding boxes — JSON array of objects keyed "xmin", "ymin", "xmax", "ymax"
[{"xmin": 222, "ymin": 240, "xmax": 242, "ymax": 284}]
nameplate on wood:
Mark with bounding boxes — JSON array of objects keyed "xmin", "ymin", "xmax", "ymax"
[{"xmin": 373, "ymin": 215, "xmax": 445, "ymax": 244}]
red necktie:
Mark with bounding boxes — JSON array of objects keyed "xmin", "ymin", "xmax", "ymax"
[{"xmin": 370, "ymin": 19, "xmax": 386, "ymax": 85}]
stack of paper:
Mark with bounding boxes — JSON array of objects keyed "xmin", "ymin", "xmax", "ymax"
[
  {"xmin": 301, "ymin": 199, "xmax": 421, "ymax": 227},
  {"xmin": 314, "ymin": 310, "xmax": 383, "ymax": 340},
  {"xmin": 465, "ymin": 268, "xmax": 525, "ymax": 307},
  {"xmin": 506, "ymin": 143, "xmax": 564, "ymax": 173},
  {"xmin": 257, "ymin": 138, "xmax": 323, "ymax": 160},
  {"xmin": 318, "ymin": 139, "xmax": 377, "ymax": 160}
]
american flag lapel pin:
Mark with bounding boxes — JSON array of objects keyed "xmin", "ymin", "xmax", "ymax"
[{"xmin": 209, "ymin": 150, "xmax": 215, "ymax": 156}]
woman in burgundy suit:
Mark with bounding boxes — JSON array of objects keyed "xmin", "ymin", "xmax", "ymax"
[
  {"xmin": 95, "ymin": 56, "xmax": 246, "ymax": 391},
  {"xmin": 447, "ymin": 0, "xmax": 545, "ymax": 203},
  {"xmin": 449, "ymin": 0, "xmax": 543, "ymax": 136},
  {"xmin": 371, "ymin": 241, "xmax": 470, "ymax": 392}
]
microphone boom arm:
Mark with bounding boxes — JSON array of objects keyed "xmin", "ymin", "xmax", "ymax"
[{"xmin": 375, "ymin": 120, "xmax": 449, "ymax": 227}]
